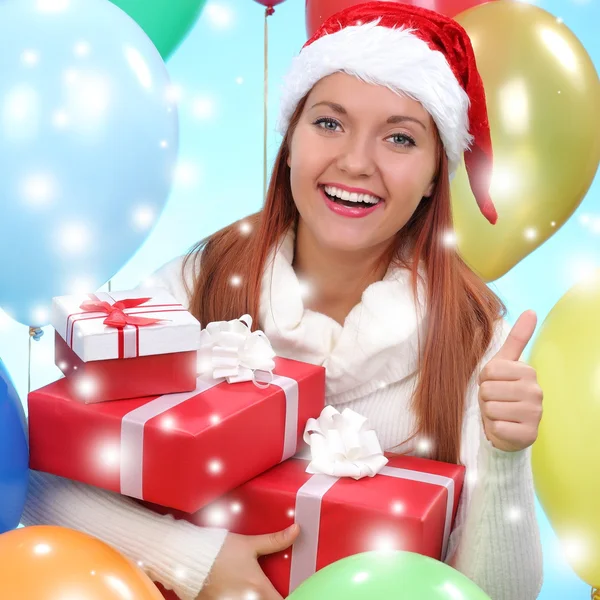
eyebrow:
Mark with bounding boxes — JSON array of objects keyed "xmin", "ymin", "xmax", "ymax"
[{"xmin": 309, "ymin": 101, "xmax": 428, "ymax": 130}]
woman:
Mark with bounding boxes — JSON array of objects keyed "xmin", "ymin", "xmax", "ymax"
[{"xmin": 22, "ymin": 3, "xmax": 544, "ymax": 600}]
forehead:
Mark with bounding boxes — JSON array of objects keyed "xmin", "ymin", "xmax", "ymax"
[{"xmin": 306, "ymin": 72, "xmax": 432, "ymax": 121}]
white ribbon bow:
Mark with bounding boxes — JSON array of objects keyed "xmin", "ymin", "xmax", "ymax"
[
  {"xmin": 197, "ymin": 314, "xmax": 276, "ymax": 387},
  {"xmin": 303, "ymin": 405, "xmax": 389, "ymax": 480}
]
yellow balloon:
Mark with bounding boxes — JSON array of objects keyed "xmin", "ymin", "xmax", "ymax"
[
  {"xmin": 529, "ymin": 270, "xmax": 600, "ymax": 589},
  {"xmin": 452, "ymin": 1, "xmax": 600, "ymax": 282}
]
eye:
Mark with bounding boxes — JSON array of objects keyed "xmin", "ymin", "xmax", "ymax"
[
  {"xmin": 313, "ymin": 117, "xmax": 342, "ymax": 132},
  {"xmin": 387, "ymin": 133, "xmax": 416, "ymax": 147}
]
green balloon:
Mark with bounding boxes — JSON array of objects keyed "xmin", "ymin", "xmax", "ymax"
[
  {"xmin": 109, "ymin": 0, "xmax": 207, "ymax": 59},
  {"xmin": 288, "ymin": 551, "xmax": 492, "ymax": 600}
]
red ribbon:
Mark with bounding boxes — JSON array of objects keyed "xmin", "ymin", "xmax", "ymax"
[
  {"xmin": 78, "ymin": 297, "xmax": 165, "ymax": 359},
  {"xmin": 79, "ymin": 298, "xmax": 164, "ymax": 329}
]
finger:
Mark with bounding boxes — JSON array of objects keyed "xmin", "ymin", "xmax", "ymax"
[
  {"xmin": 479, "ymin": 380, "xmax": 525, "ymax": 403},
  {"xmin": 485, "ymin": 420, "xmax": 539, "ymax": 448},
  {"xmin": 478, "ymin": 359, "xmax": 536, "ymax": 384},
  {"xmin": 253, "ymin": 524, "xmax": 300, "ymax": 557},
  {"xmin": 481, "ymin": 400, "xmax": 541, "ymax": 424},
  {"xmin": 494, "ymin": 311, "xmax": 537, "ymax": 362}
]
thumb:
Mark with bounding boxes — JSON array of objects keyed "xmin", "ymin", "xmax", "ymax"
[
  {"xmin": 252, "ymin": 524, "xmax": 300, "ymax": 557},
  {"xmin": 494, "ymin": 310, "xmax": 537, "ymax": 362}
]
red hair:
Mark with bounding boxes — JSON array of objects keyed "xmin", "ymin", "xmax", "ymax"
[{"xmin": 184, "ymin": 95, "xmax": 505, "ymax": 464}]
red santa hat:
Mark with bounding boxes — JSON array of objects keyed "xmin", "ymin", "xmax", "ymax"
[{"xmin": 277, "ymin": 1, "xmax": 497, "ymax": 225}]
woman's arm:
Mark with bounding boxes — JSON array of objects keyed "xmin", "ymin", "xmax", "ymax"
[
  {"xmin": 22, "ymin": 470, "xmax": 228, "ymax": 600},
  {"xmin": 444, "ymin": 320, "xmax": 543, "ymax": 600}
]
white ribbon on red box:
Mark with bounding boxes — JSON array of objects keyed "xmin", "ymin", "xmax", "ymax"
[
  {"xmin": 288, "ymin": 406, "xmax": 456, "ymax": 592},
  {"xmin": 119, "ymin": 373, "xmax": 300, "ymax": 500}
]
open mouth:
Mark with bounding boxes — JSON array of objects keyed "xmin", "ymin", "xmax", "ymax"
[{"xmin": 320, "ymin": 185, "xmax": 383, "ymax": 209}]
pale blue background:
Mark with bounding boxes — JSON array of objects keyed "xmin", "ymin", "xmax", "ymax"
[{"xmin": 1, "ymin": 0, "xmax": 598, "ymax": 598}]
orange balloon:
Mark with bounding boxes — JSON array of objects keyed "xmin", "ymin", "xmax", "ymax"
[{"xmin": 0, "ymin": 525, "xmax": 164, "ymax": 599}]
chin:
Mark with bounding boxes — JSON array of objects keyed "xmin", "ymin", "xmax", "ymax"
[{"xmin": 312, "ymin": 222, "xmax": 383, "ymax": 255}]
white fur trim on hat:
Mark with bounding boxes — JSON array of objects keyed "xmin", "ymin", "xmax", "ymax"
[{"xmin": 276, "ymin": 20, "xmax": 472, "ymax": 174}]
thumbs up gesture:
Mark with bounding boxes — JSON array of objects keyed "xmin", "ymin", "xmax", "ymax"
[{"xmin": 478, "ymin": 310, "xmax": 544, "ymax": 453}]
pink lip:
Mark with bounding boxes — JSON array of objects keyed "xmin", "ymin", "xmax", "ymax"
[
  {"xmin": 320, "ymin": 187, "xmax": 383, "ymax": 219},
  {"xmin": 321, "ymin": 182, "xmax": 382, "ymax": 198}
]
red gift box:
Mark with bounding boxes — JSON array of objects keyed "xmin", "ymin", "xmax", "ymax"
[
  {"xmin": 51, "ymin": 289, "xmax": 202, "ymax": 402},
  {"xmin": 151, "ymin": 453, "xmax": 465, "ymax": 599},
  {"xmin": 28, "ymin": 357, "xmax": 325, "ymax": 513}
]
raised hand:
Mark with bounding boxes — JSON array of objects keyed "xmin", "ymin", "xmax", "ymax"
[{"xmin": 478, "ymin": 311, "xmax": 543, "ymax": 452}]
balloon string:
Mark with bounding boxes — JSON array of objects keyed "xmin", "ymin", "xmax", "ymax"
[
  {"xmin": 28, "ymin": 326, "xmax": 43, "ymax": 394},
  {"xmin": 263, "ymin": 6, "xmax": 274, "ymax": 201},
  {"xmin": 591, "ymin": 588, "xmax": 599, "ymax": 600},
  {"xmin": 108, "ymin": 278, "xmax": 112, "ymax": 293}
]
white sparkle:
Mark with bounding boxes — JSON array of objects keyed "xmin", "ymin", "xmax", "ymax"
[
  {"xmin": 20, "ymin": 173, "xmax": 57, "ymax": 207},
  {"xmin": 442, "ymin": 230, "xmax": 457, "ymax": 247},
  {"xmin": 160, "ymin": 140, "xmax": 168, "ymax": 148},
  {"xmin": 68, "ymin": 277, "xmax": 95, "ymax": 295},
  {"xmin": 352, "ymin": 571, "xmax": 369, "ymax": 584},
  {"xmin": 297, "ymin": 278, "xmax": 312, "ymax": 299},
  {"xmin": 57, "ymin": 361, "xmax": 68, "ymax": 371},
  {"xmin": 161, "ymin": 416, "xmax": 176, "ymax": 430},
  {"xmin": 506, "ymin": 506, "xmax": 522, "ymax": 522},
  {"xmin": 569, "ymin": 258, "xmax": 598, "ymax": 286},
  {"xmin": 230, "ymin": 502, "xmax": 242, "ymax": 514},
  {"xmin": 74, "ymin": 41, "xmax": 91, "ymax": 57},
  {"xmin": 132, "ymin": 204, "xmax": 156, "ymax": 231},
  {"xmin": 378, "ymin": 381, "xmax": 387, "ymax": 389},
  {"xmin": 174, "ymin": 161, "xmax": 200, "ymax": 187},
  {"xmin": 22, "ymin": 50, "xmax": 40, "ymax": 66},
  {"xmin": 391, "ymin": 501, "xmax": 404, "ymax": 515},
  {"xmin": 209, "ymin": 414, "xmax": 221, "ymax": 425},
  {"xmin": 580, "ymin": 214, "xmax": 591, "ymax": 226},
  {"xmin": 192, "ymin": 96, "xmax": 215, "ymax": 120},
  {"xmin": 235, "ymin": 76, "xmax": 244, "ymax": 85},
  {"xmin": 166, "ymin": 84, "xmax": 184, "ymax": 104},
  {"xmin": 416, "ymin": 437, "xmax": 432, "ymax": 455},
  {"xmin": 137, "ymin": 561, "xmax": 143, "ymax": 568},
  {"xmin": 75, "ymin": 376, "xmax": 99, "ymax": 400},
  {"xmin": 32, "ymin": 306, "xmax": 50, "ymax": 325},
  {"xmin": 52, "ymin": 110, "xmax": 69, "ymax": 128},
  {"xmin": 58, "ymin": 222, "xmax": 90, "ymax": 255},
  {"xmin": 205, "ymin": 506, "xmax": 229, "ymax": 527},
  {"xmin": 208, "ymin": 459, "xmax": 223, "ymax": 474},
  {"xmin": 230, "ymin": 275, "xmax": 242, "ymax": 287},
  {"xmin": 556, "ymin": 17, "xmax": 564, "ymax": 24},
  {"xmin": 590, "ymin": 217, "xmax": 600, "ymax": 235},
  {"xmin": 205, "ymin": 2, "xmax": 235, "ymax": 29},
  {"xmin": 465, "ymin": 468, "xmax": 478, "ymax": 486},
  {"xmin": 175, "ymin": 567, "xmax": 187, "ymax": 580},
  {"xmin": 73, "ymin": 366, "xmax": 78, "ymax": 370},
  {"xmin": 99, "ymin": 443, "xmax": 120, "ymax": 468},
  {"xmin": 33, "ymin": 543, "xmax": 51, "ymax": 555},
  {"xmin": 551, "ymin": 221, "xmax": 556, "ymax": 227},
  {"xmin": 524, "ymin": 227, "xmax": 537, "ymax": 241},
  {"xmin": 124, "ymin": 46, "xmax": 152, "ymax": 90},
  {"xmin": 561, "ymin": 535, "xmax": 589, "ymax": 565},
  {"xmin": 438, "ymin": 581, "xmax": 467, "ymax": 600},
  {"xmin": 287, "ymin": 509, "xmax": 295, "ymax": 518},
  {"xmin": 239, "ymin": 220, "xmax": 252, "ymax": 235},
  {"xmin": 370, "ymin": 533, "xmax": 398, "ymax": 553},
  {"xmin": 283, "ymin": 553, "xmax": 289, "ymax": 559}
]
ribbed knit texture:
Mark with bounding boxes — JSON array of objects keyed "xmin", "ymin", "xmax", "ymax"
[{"xmin": 22, "ymin": 229, "xmax": 543, "ymax": 600}]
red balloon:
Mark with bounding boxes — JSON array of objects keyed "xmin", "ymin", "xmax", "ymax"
[
  {"xmin": 254, "ymin": 0, "xmax": 286, "ymax": 8},
  {"xmin": 306, "ymin": 0, "xmax": 494, "ymax": 37}
]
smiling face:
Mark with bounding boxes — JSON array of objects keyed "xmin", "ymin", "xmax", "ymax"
[{"xmin": 288, "ymin": 72, "xmax": 440, "ymax": 256}]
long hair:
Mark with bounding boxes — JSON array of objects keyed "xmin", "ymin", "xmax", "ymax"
[{"xmin": 184, "ymin": 94, "xmax": 505, "ymax": 465}]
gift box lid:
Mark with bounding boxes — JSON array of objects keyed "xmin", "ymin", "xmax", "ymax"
[{"xmin": 52, "ymin": 289, "xmax": 201, "ymax": 362}]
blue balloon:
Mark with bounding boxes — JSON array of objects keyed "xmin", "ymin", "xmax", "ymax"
[
  {"xmin": 0, "ymin": 360, "xmax": 29, "ymax": 534},
  {"xmin": 0, "ymin": 0, "xmax": 178, "ymax": 327}
]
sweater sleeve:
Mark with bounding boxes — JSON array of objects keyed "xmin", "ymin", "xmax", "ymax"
[
  {"xmin": 21, "ymin": 470, "xmax": 227, "ymax": 600},
  {"xmin": 443, "ymin": 319, "xmax": 544, "ymax": 600},
  {"xmin": 21, "ymin": 252, "xmax": 223, "ymax": 600}
]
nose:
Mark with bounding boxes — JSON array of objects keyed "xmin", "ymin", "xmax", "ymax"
[{"xmin": 336, "ymin": 134, "xmax": 376, "ymax": 178}]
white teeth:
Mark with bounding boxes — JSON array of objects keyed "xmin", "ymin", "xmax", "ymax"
[{"xmin": 323, "ymin": 185, "xmax": 380, "ymax": 204}]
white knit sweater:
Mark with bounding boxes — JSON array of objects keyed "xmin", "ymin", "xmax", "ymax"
[{"xmin": 22, "ymin": 230, "xmax": 543, "ymax": 600}]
